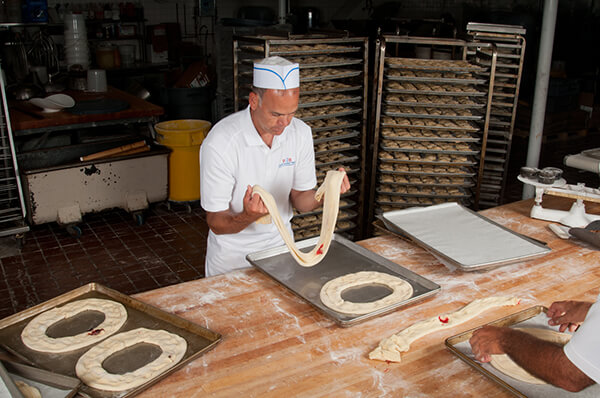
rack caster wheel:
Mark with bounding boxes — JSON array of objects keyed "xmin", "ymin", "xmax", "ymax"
[
  {"xmin": 133, "ymin": 212, "xmax": 145, "ymax": 226},
  {"xmin": 15, "ymin": 233, "xmax": 26, "ymax": 249},
  {"xmin": 66, "ymin": 224, "xmax": 82, "ymax": 239}
]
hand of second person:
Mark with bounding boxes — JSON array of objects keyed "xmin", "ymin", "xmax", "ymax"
[
  {"xmin": 547, "ymin": 300, "xmax": 592, "ymax": 332},
  {"xmin": 244, "ymin": 185, "xmax": 269, "ymax": 221},
  {"xmin": 469, "ymin": 325, "xmax": 507, "ymax": 363},
  {"xmin": 337, "ymin": 167, "xmax": 351, "ymax": 194}
]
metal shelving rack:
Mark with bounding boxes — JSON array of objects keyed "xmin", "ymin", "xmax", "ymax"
[
  {"xmin": 0, "ymin": 65, "xmax": 29, "ymax": 239},
  {"xmin": 233, "ymin": 33, "xmax": 369, "ymax": 240},
  {"xmin": 466, "ymin": 22, "xmax": 526, "ymax": 208},
  {"xmin": 368, "ymin": 35, "xmax": 497, "ymax": 230}
]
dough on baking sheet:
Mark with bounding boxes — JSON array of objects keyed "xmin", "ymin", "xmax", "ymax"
[
  {"xmin": 320, "ymin": 271, "xmax": 413, "ymax": 315},
  {"xmin": 21, "ymin": 298, "xmax": 127, "ymax": 353},
  {"xmin": 489, "ymin": 328, "xmax": 571, "ymax": 384},
  {"xmin": 75, "ymin": 327, "xmax": 187, "ymax": 392},
  {"xmin": 252, "ymin": 170, "xmax": 345, "ymax": 267},
  {"xmin": 14, "ymin": 380, "xmax": 41, "ymax": 398},
  {"xmin": 369, "ymin": 296, "xmax": 521, "ymax": 362}
]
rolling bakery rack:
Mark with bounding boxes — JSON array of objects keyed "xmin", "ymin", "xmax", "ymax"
[
  {"xmin": 233, "ymin": 33, "xmax": 369, "ymax": 240},
  {"xmin": 466, "ymin": 23, "xmax": 526, "ymax": 208},
  {"xmin": 368, "ymin": 35, "xmax": 498, "ymax": 230},
  {"xmin": 0, "ymin": 65, "xmax": 29, "ymax": 241}
]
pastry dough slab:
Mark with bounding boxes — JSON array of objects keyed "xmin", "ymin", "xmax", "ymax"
[
  {"xmin": 370, "ymin": 296, "xmax": 521, "ymax": 362},
  {"xmin": 252, "ymin": 170, "xmax": 345, "ymax": 267}
]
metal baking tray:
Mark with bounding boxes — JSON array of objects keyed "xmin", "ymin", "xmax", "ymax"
[
  {"xmin": 384, "ymin": 99, "xmax": 486, "ymax": 109},
  {"xmin": 384, "ymin": 58, "xmax": 485, "ymax": 72},
  {"xmin": 1, "ymin": 359, "xmax": 80, "ymax": 398},
  {"xmin": 293, "ymin": 199, "xmax": 356, "ymax": 218},
  {"xmin": 383, "ymin": 109, "xmax": 483, "ymax": 121},
  {"xmin": 301, "ymin": 84, "xmax": 361, "ymax": 95},
  {"xmin": 301, "ymin": 70, "xmax": 362, "ymax": 82},
  {"xmin": 246, "ymin": 234, "xmax": 440, "ymax": 327},
  {"xmin": 381, "ymin": 131, "xmax": 480, "ymax": 143},
  {"xmin": 376, "ymin": 187, "xmax": 471, "ymax": 199},
  {"xmin": 379, "ymin": 145, "xmax": 478, "ymax": 156},
  {"xmin": 315, "ymin": 154, "xmax": 359, "ymax": 168},
  {"xmin": 0, "ymin": 283, "xmax": 221, "ymax": 398},
  {"xmin": 299, "ymin": 95, "xmax": 361, "ymax": 109},
  {"xmin": 446, "ymin": 306, "xmax": 600, "ymax": 398},
  {"xmin": 385, "ymin": 87, "xmax": 487, "ymax": 97},
  {"xmin": 292, "ymin": 209, "xmax": 358, "ymax": 230},
  {"xmin": 315, "ymin": 142, "xmax": 360, "ymax": 156},
  {"xmin": 378, "ymin": 155, "xmax": 477, "ymax": 166},
  {"xmin": 381, "ymin": 120, "xmax": 479, "ymax": 132},
  {"xmin": 381, "ymin": 203, "xmax": 551, "ymax": 271},
  {"xmin": 385, "ymin": 74, "xmax": 487, "ymax": 85},
  {"xmin": 269, "ymin": 46, "xmax": 361, "ymax": 56},
  {"xmin": 311, "ymin": 121, "xmax": 360, "ymax": 133},
  {"xmin": 299, "ymin": 107, "xmax": 361, "ymax": 121},
  {"xmin": 379, "ymin": 169, "xmax": 476, "ymax": 178},
  {"xmin": 293, "ymin": 222, "xmax": 357, "ymax": 240},
  {"xmin": 313, "ymin": 129, "xmax": 360, "ymax": 144},
  {"xmin": 295, "ymin": 58, "xmax": 363, "ymax": 69},
  {"xmin": 378, "ymin": 177, "xmax": 475, "ymax": 188}
]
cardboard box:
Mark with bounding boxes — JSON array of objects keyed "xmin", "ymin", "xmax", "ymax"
[
  {"xmin": 146, "ymin": 24, "xmax": 169, "ymax": 64},
  {"xmin": 175, "ymin": 62, "xmax": 210, "ymax": 88}
]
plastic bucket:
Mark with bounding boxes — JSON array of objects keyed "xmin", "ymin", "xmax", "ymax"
[{"xmin": 155, "ymin": 119, "xmax": 211, "ymax": 202}]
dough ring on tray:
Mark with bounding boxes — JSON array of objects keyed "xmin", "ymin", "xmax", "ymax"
[
  {"xmin": 76, "ymin": 327, "xmax": 187, "ymax": 391},
  {"xmin": 320, "ymin": 271, "xmax": 413, "ymax": 315},
  {"xmin": 21, "ymin": 298, "xmax": 127, "ymax": 353}
]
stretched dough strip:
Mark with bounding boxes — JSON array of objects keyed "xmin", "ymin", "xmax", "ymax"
[
  {"xmin": 252, "ymin": 170, "xmax": 345, "ymax": 267},
  {"xmin": 369, "ymin": 296, "xmax": 521, "ymax": 362}
]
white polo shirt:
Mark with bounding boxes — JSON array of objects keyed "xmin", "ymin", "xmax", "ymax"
[
  {"xmin": 200, "ymin": 106, "xmax": 317, "ymax": 276},
  {"xmin": 564, "ymin": 295, "xmax": 600, "ymax": 384}
]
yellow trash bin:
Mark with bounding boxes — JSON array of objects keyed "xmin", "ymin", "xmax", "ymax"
[{"xmin": 155, "ymin": 119, "xmax": 211, "ymax": 202}]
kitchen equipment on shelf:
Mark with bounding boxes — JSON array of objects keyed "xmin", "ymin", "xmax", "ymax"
[
  {"xmin": 28, "ymin": 93, "xmax": 75, "ymax": 113},
  {"xmin": 518, "ymin": 166, "xmax": 600, "ymax": 227},
  {"xmin": 63, "ymin": 12, "xmax": 90, "ymax": 70},
  {"xmin": 86, "ymin": 69, "xmax": 107, "ymax": 92}
]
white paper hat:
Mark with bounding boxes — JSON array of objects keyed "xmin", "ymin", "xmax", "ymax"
[{"xmin": 253, "ymin": 56, "xmax": 300, "ymax": 90}]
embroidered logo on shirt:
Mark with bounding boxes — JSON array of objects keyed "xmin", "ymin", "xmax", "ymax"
[{"xmin": 279, "ymin": 157, "xmax": 296, "ymax": 168}]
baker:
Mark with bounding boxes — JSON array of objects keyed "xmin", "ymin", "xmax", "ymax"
[
  {"xmin": 200, "ymin": 56, "xmax": 351, "ymax": 276},
  {"xmin": 470, "ymin": 298, "xmax": 600, "ymax": 392}
]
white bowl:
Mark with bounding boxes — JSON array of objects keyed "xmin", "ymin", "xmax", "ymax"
[{"xmin": 29, "ymin": 94, "xmax": 75, "ymax": 112}]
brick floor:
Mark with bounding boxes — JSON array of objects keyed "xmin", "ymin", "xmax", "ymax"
[{"xmin": 0, "ymin": 202, "xmax": 207, "ymax": 320}]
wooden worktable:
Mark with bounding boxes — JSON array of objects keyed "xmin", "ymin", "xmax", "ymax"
[
  {"xmin": 134, "ymin": 197, "xmax": 600, "ymax": 397},
  {"xmin": 8, "ymin": 87, "xmax": 163, "ymax": 133}
]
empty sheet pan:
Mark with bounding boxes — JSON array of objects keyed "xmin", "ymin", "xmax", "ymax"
[
  {"xmin": 381, "ymin": 203, "xmax": 551, "ymax": 271},
  {"xmin": 247, "ymin": 234, "xmax": 440, "ymax": 327}
]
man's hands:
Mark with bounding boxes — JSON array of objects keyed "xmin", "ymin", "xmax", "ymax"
[
  {"xmin": 547, "ymin": 300, "xmax": 592, "ymax": 332},
  {"xmin": 469, "ymin": 325, "xmax": 508, "ymax": 362},
  {"xmin": 338, "ymin": 167, "xmax": 351, "ymax": 195},
  {"xmin": 243, "ymin": 185, "xmax": 269, "ymax": 222}
]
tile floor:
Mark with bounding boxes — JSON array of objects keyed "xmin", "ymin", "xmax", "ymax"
[{"xmin": 0, "ymin": 202, "xmax": 207, "ymax": 320}]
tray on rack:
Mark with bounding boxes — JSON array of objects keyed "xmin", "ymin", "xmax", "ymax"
[
  {"xmin": 313, "ymin": 128, "xmax": 360, "ymax": 144},
  {"xmin": 301, "ymin": 81, "xmax": 361, "ymax": 95},
  {"xmin": 315, "ymin": 154, "xmax": 359, "ymax": 168},
  {"xmin": 299, "ymin": 94, "xmax": 362, "ymax": 109},
  {"xmin": 381, "ymin": 130, "xmax": 480, "ymax": 143},
  {"xmin": 301, "ymin": 69, "xmax": 362, "ymax": 82},
  {"xmin": 379, "ymin": 145, "xmax": 478, "ymax": 156},
  {"xmin": 446, "ymin": 306, "xmax": 600, "ymax": 398},
  {"xmin": 247, "ymin": 234, "xmax": 440, "ymax": 327},
  {"xmin": 378, "ymin": 153, "xmax": 477, "ymax": 166},
  {"xmin": 292, "ymin": 209, "xmax": 358, "ymax": 230},
  {"xmin": 385, "ymin": 74, "xmax": 487, "ymax": 85},
  {"xmin": 293, "ymin": 57, "xmax": 363, "ymax": 69},
  {"xmin": 385, "ymin": 58, "xmax": 486, "ymax": 73},
  {"xmin": 385, "ymin": 87, "xmax": 487, "ymax": 97},
  {"xmin": 380, "ymin": 168, "xmax": 476, "ymax": 178},
  {"xmin": 381, "ymin": 119, "xmax": 479, "ymax": 132},
  {"xmin": 376, "ymin": 186, "xmax": 471, "ymax": 198},
  {"xmin": 270, "ymin": 46, "xmax": 362, "ymax": 56},
  {"xmin": 315, "ymin": 142, "xmax": 360, "ymax": 156},
  {"xmin": 0, "ymin": 283, "xmax": 221, "ymax": 398},
  {"xmin": 383, "ymin": 109, "xmax": 483, "ymax": 121},
  {"xmin": 378, "ymin": 176, "xmax": 475, "ymax": 188},
  {"xmin": 384, "ymin": 99, "xmax": 486, "ymax": 109},
  {"xmin": 299, "ymin": 107, "xmax": 361, "ymax": 121}
]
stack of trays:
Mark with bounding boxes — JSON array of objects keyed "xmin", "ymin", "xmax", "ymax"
[
  {"xmin": 374, "ymin": 52, "xmax": 489, "ymax": 213},
  {"xmin": 233, "ymin": 34, "xmax": 369, "ymax": 240},
  {"xmin": 466, "ymin": 23, "xmax": 527, "ymax": 208}
]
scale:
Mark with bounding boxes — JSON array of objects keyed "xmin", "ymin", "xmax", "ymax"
[{"xmin": 518, "ymin": 167, "xmax": 600, "ymax": 228}]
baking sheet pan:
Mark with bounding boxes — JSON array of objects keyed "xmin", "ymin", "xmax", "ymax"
[
  {"xmin": 381, "ymin": 203, "xmax": 550, "ymax": 271},
  {"xmin": 2, "ymin": 360, "xmax": 80, "ymax": 398},
  {"xmin": 381, "ymin": 132, "xmax": 480, "ymax": 143},
  {"xmin": 300, "ymin": 70, "xmax": 362, "ymax": 82},
  {"xmin": 446, "ymin": 306, "xmax": 600, "ymax": 398},
  {"xmin": 299, "ymin": 107, "xmax": 361, "ymax": 121},
  {"xmin": 380, "ymin": 169, "xmax": 476, "ymax": 178},
  {"xmin": 246, "ymin": 234, "xmax": 440, "ymax": 327},
  {"xmin": 383, "ymin": 109, "xmax": 483, "ymax": 121},
  {"xmin": 379, "ymin": 146, "xmax": 478, "ymax": 156},
  {"xmin": 378, "ymin": 156, "xmax": 477, "ymax": 166},
  {"xmin": 384, "ymin": 58, "xmax": 485, "ymax": 72},
  {"xmin": 0, "ymin": 283, "xmax": 221, "ymax": 398},
  {"xmin": 301, "ymin": 84, "xmax": 361, "ymax": 96},
  {"xmin": 380, "ymin": 121, "xmax": 479, "ymax": 132},
  {"xmin": 313, "ymin": 129, "xmax": 360, "ymax": 144},
  {"xmin": 384, "ymin": 74, "xmax": 487, "ymax": 85},
  {"xmin": 385, "ymin": 87, "xmax": 487, "ymax": 97}
]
